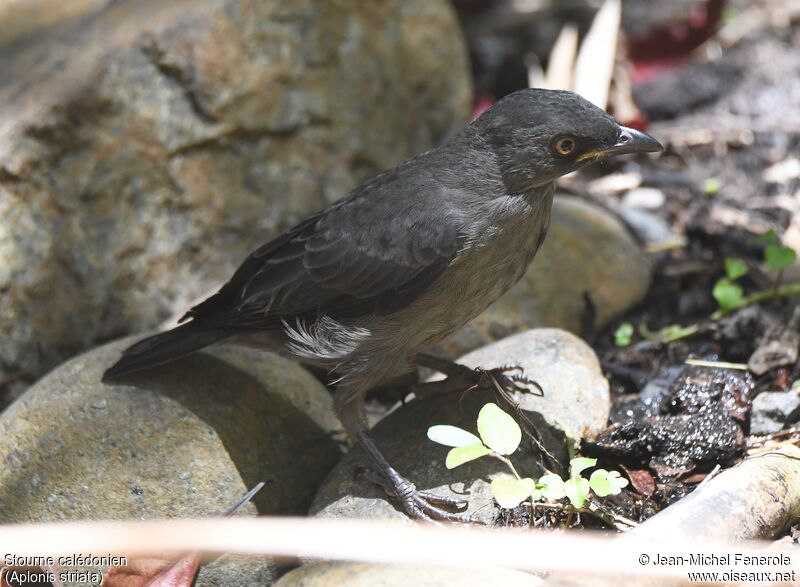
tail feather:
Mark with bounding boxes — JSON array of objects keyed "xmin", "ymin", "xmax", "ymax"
[{"xmin": 102, "ymin": 323, "xmax": 227, "ymax": 382}]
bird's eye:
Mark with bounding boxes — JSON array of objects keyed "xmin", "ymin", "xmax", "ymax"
[{"xmin": 553, "ymin": 136, "xmax": 577, "ymax": 157}]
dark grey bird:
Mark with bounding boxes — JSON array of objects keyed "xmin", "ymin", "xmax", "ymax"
[{"xmin": 103, "ymin": 88, "xmax": 661, "ymax": 520}]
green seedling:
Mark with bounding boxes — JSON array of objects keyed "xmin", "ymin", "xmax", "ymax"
[
  {"xmin": 427, "ymin": 403, "xmax": 629, "ymax": 521},
  {"xmin": 703, "ymin": 177, "xmax": 721, "ymax": 196},
  {"xmin": 711, "ymin": 233, "xmax": 800, "ymax": 318},
  {"xmin": 614, "ymin": 322, "xmax": 634, "ymax": 347}
]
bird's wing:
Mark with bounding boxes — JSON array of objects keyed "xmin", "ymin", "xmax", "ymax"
[{"xmin": 183, "ymin": 182, "xmax": 464, "ymax": 329}]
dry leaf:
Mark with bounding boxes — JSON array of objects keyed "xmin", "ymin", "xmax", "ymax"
[
  {"xmin": 103, "ymin": 554, "xmax": 201, "ymax": 587},
  {"xmin": 574, "ymin": 0, "xmax": 621, "ymax": 109},
  {"xmin": 103, "ymin": 482, "xmax": 265, "ymax": 587},
  {"xmin": 621, "ymin": 466, "xmax": 655, "ymax": 496},
  {"xmin": 544, "ymin": 23, "xmax": 578, "ymax": 91}
]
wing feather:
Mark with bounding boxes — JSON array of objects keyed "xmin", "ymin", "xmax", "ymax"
[{"xmin": 184, "ymin": 177, "xmax": 464, "ymax": 329}]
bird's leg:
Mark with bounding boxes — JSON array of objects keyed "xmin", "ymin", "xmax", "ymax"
[
  {"xmin": 411, "ymin": 353, "xmax": 543, "ymax": 398},
  {"xmin": 334, "ymin": 391, "xmax": 471, "ymax": 523}
]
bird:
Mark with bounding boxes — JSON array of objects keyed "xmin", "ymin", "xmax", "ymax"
[{"xmin": 103, "ymin": 88, "xmax": 662, "ymax": 521}]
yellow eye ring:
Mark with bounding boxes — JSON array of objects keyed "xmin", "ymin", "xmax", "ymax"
[{"xmin": 554, "ymin": 136, "xmax": 577, "ymax": 157}]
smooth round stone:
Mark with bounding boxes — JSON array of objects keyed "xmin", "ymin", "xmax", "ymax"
[
  {"xmin": 435, "ymin": 195, "xmax": 651, "ymax": 358},
  {"xmin": 618, "ymin": 207, "xmax": 682, "ymax": 248},
  {"xmin": 276, "ymin": 562, "xmax": 543, "ymax": 586},
  {"xmin": 621, "ymin": 187, "xmax": 665, "ymax": 209},
  {"xmin": 311, "ymin": 329, "xmax": 609, "ymax": 524},
  {"xmin": 0, "ymin": 337, "xmax": 343, "ymax": 585},
  {"xmin": 430, "ymin": 329, "xmax": 611, "ymax": 441}
]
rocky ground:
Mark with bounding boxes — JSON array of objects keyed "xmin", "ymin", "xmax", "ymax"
[{"xmin": 1, "ymin": 0, "xmax": 800, "ymax": 585}]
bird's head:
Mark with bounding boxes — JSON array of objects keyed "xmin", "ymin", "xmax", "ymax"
[{"xmin": 472, "ymin": 89, "xmax": 662, "ymax": 192}]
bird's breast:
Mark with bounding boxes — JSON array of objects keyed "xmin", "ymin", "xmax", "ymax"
[
  {"xmin": 454, "ymin": 192, "xmax": 552, "ymax": 303},
  {"xmin": 386, "ymin": 188, "xmax": 554, "ymax": 349}
]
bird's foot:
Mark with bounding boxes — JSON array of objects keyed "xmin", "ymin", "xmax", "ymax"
[
  {"xmin": 476, "ymin": 364, "xmax": 544, "ymax": 397},
  {"xmin": 411, "ymin": 354, "xmax": 558, "ymax": 469},
  {"xmin": 412, "ymin": 354, "xmax": 543, "ymax": 398},
  {"xmin": 357, "ymin": 468, "xmax": 473, "ymax": 523}
]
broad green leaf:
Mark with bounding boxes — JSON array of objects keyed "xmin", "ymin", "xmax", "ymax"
[
  {"xmin": 765, "ymin": 244, "xmax": 797, "ymax": 272},
  {"xmin": 491, "ymin": 476, "xmax": 537, "ymax": 509},
  {"xmin": 724, "ymin": 258, "xmax": 748, "ymax": 280},
  {"xmin": 564, "ymin": 477, "xmax": 591, "ymax": 509},
  {"xmin": 538, "ymin": 473, "xmax": 566, "ymax": 500},
  {"xmin": 589, "ymin": 469, "xmax": 629, "ymax": 497},
  {"xmin": 477, "ymin": 403, "xmax": 522, "ymax": 455},
  {"xmin": 428, "ymin": 425, "xmax": 483, "ymax": 448},
  {"xmin": 569, "ymin": 457, "xmax": 597, "ymax": 479},
  {"xmin": 445, "ymin": 445, "xmax": 491, "ymax": 469},
  {"xmin": 614, "ymin": 322, "xmax": 634, "ymax": 347},
  {"xmin": 712, "ymin": 278, "xmax": 744, "ymax": 310}
]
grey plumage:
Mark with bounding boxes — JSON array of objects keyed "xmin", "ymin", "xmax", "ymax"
[{"xmin": 104, "ymin": 88, "xmax": 661, "ymax": 519}]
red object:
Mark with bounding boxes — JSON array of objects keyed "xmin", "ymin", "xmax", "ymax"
[
  {"xmin": 775, "ymin": 367, "xmax": 791, "ymax": 391},
  {"xmin": 619, "ymin": 112, "xmax": 650, "ymax": 132},
  {"xmin": 104, "ymin": 554, "xmax": 201, "ymax": 587},
  {"xmin": 627, "ymin": 0, "xmax": 725, "ymax": 84},
  {"xmin": 471, "ymin": 93, "xmax": 495, "ymax": 121}
]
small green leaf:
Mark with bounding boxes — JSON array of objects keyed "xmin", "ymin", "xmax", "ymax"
[
  {"xmin": 765, "ymin": 244, "xmax": 797, "ymax": 272},
  {"xmin": 538, "ymin": 473, "xmax": 566, "ymax": 500},
  {"xmin": 614, "ymin": 322, "xmax": 634, "ymax": 347},
  {"xmin": 712, "ymin": 278, "xmax": 744, "ymax": 310},
  {"xmin": 569, "ymin": 457, "xmax": 597, "ymax": 479},
  {"xmin": 724, "ymin": 258, "xmax": 748, "ymax": 280},
  {"xmin": 589, "ymin": 469, "xmax": 630, "ymax": 497},
  {"xmin": 703, "ymin": 177, "xmax": 720, "ymax": 195},
  {"xmin": 749, "ymin": 229, "xmax": 779, "ymax": 247},
  {"xmin": 477, "ymin": 403, "xmax": 522, "ymax": 455},
  {"xmin": 491, "ymin": 476, "xmax": 537, "ymax": 509},
  {"xmin": 721, "ymin": 6, "xmax": 739, "ymax": 24},
  {"xmin": 427, "ymin": 425, "xmax": 483, "ymax": 448},
  {"xmin": 445, "ymin": 445, "xmax": 491, "ymax": 469},
  {"xmin": 564, "ymin": 477, "xmax": 591, "ymax": 509},
  {"xmin": 661, "ymin": 323, "xmax": 699, "ymax": 343}
]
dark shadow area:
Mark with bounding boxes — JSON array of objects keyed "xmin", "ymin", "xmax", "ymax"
[{"xmin": 115, "ymin": 351, "xmax": 341, "ymax": 515}]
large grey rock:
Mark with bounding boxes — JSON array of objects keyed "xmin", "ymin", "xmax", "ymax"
[
  {"xmin": 431, "ymin": 329, "xmax": 611, "ymax": 441},
  {"xmin": 276, "ymin": 562, "xmax": 542, "ymax": 587},
  {"xmin": 0, "ymin": 0, "xmax": 471, "ymax": 395},
  {"xmin": 0, "ymin": 337, "xmax": 342, "ymax": 585},
  {"xmin": 434, "ymin": 196, "xmax": 651, "ymax": 359},
  {"xmin": 311, "ymin": 329, "xmax": 609, "ymax": 524},
  {"xmin": 311, "ymin": 388, "xmax": 550, "ymax": 525}
]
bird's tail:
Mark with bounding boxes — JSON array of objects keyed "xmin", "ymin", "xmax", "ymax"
[{"xmin": 102, "ymin": 322, "xmax": 228, "ymax": 382}]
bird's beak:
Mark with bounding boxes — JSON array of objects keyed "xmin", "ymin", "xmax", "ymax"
[{"xmin": 577, "ymin": 126, "xmax": 663, "ymax": 163}]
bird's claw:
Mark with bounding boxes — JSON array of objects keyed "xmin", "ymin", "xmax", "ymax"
[
  {"xmin": 411, "ymin": 354, "xmax": 544, "ymax": 400},
  {"xmin": 357, "ymin": 468, "xmax": 473, "ymax": 524},
  {"xmin": 402, "ymin": 491, "xmax": 474, "ymax": 524},
  {"xmin": 475, "ymin": 365, "xmax": 544, "ymax": 397},
  {"xmin": 495, "ymin": 363, "xmax": 525, "ymax": 376}
]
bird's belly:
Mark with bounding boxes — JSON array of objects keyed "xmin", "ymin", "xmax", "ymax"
[
  {"xmin": 377, "ymin": 201, "xmax": 551, "ymax": 352},
  {"xmin": 425, "ymin": 237, "xmax": 537, "ymax": 335}
]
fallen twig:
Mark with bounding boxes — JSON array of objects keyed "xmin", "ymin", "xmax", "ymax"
[{"xmin": 0, "ymin": 517, "xmax": 796, "ymax": 580}]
